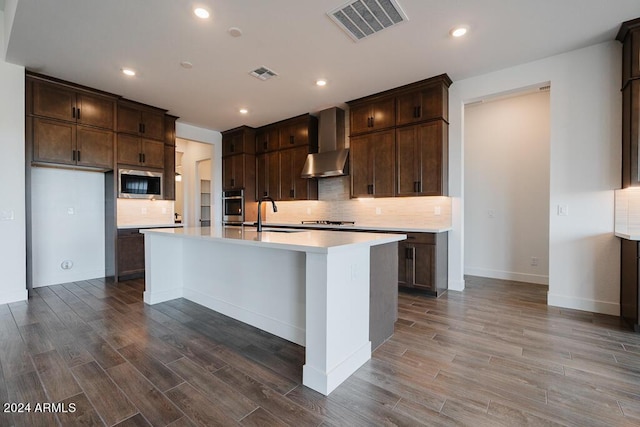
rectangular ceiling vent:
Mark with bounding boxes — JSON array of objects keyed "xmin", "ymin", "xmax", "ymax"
[
  {"xmin": 328, "ymin": 0, "xmax": 408, "ymax": 42},
  {"xmin": 249, "ymin": 66, "xmax": 278, "ymax": 81}
]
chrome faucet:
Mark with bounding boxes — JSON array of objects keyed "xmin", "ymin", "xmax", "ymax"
[{"xmin": 256, "ymin": 196, "xmax": 277, "ymax": 232}]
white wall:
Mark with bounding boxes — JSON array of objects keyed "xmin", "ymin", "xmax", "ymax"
[
  {"xmin": 449, "ymin": 41, "xmax": 621, "ymax": 315},
  {"xmin": 464, "ymin": 90, "xmax": 550, "ymax": 284},
  {"xmin": 175, "ymin": 122, "xmax": 220, "ymax": 226},
  {"xmin": 0, "ymin": 10, "xmax": 27, "ymax": 303},
  {"xmin": 31, "ymin": 168, "xmax": 105, "ymax": 287}
]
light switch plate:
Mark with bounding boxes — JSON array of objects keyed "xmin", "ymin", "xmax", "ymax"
[
  {"xmin": 0, "ymin": 209, "xmax": 14, "ymax": 221},
  {"xmin": 557, "ymin": 205, "xmax": 569, "ymax": 216}
]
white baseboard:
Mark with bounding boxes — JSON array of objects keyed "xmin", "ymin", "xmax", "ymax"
[
  {"xmin": 548, "ymin": 293, "xmax": 619, "ymax": 316},
  {"xmin": 144, "ymin": 288, "xmax": 183, "ymax": 305},
  {"xmin": 448, "ymin": 278, "xmax": 465, "ymax": 291},
  {"xmin": 183, "ymin": 287, "xmax": 306, "ymax": 346},
  {"xmin": 303, "ymin": 341, "xmax": 371, "ymax": 395},
  {"xmin": 464, "ymin": 267, "xmax": 549, "ymax": 285},
  {"xmin": 0, "ymin": 289, "xmax": 28, "ymax": 304}
]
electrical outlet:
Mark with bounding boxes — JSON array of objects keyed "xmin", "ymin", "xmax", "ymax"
[
  {"xmin": 67, "ymin": 207, "xmax": 75, "ymax": 215},
  {"xmin": 60, "ymin": 260, "xmax": 74, "ymax": 270},
  {"xmin": 375, "ymin": 207, "xmax": 382, "ymax": 215},
  {"xmin": 434, "ymin": 206, "xmax": 441, "ymax": 216},
  {"xmin": 531, "ymin": 257, "xmax": 539, "ymax": 267},
  {"xmin": 162, "ymin": 207, "xmax": 167, "ymax": 214},
  {"xmin": 557, "ymin": 205, "xmax": 569, "ymax": 216},
  {"xmin": 141, "ymin": 207, "xmax": 148, "ymax": 215},
  {"xmin": 306, "ymin": 207, "xmax": 311, "ymax": 215}
]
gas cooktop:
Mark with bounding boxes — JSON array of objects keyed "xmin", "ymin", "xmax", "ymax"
[{"xmin": 301, "ymin": 220, "xmax": 355, "ymax": 226}]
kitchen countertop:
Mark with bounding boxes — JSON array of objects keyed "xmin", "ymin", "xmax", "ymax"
[
  {"xmin": 141, "ymin": 225, "xmax": 405, "ymax": 254},
  {"xmin": 118, "ymin": 223, "xmax": 184, "ymax": 229},
  {"xmin": 242, "ymin": 221, "xmax": 451, "ymax": 233},
  {"xmin": 616, "ymin": 232, "xmax": 640, "ymax": 240}
]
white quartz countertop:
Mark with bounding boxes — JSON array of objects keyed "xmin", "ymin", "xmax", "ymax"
[
  {"xmin": 242, "ymin": 221, "xmax": 451, "ymax": 233},
  {"xmin": 141, "ymin": 225, "xmax": 406, "ymax": 253},
  {"xmin": 118, "ymin": 223, "xmax": 184, "ymax": 229},
  {"xmin": 616, "ymin": 232, "xmax": 640, "ymax": 240}
]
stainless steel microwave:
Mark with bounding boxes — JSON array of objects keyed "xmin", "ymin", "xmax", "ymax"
[{"xmin": 118, "ymin": 169, "xmax": 163, "ymax": 199}]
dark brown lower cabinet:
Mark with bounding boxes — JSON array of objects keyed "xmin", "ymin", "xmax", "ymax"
[
  {"xmin": 117, "ymin": 228, "xmax": 145, "ymax": 279},
  {"xmin": 398, "ymin": 232, "xmax": 448, "ymax": 296},
  {"xmin": 621, "ymin": 239, "xmax": 640, "ymax": 331}
]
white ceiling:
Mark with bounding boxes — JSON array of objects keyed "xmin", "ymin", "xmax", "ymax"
[{"xmin": 4, "ymin": 0, "xmax": 640, "ymax": 131}]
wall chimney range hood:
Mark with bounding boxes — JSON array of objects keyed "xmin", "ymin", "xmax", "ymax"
[{"xmin": 301, "ymin": 107, "xmax": 348, "ymax": 178}]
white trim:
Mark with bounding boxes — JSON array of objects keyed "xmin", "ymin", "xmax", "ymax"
[
  {"xmin": 0, "ymin": 289, "xmax": 27, "ymax": 304},
  {"xmin": 547, "ymin": 292, "xmax": 619, "ymax": 316},
  {"xmin": 143, "ymin": 288, "xmax": 183, "ymax": 305},
  {"xmin": 464, "ymin": 267, "xmax": 549, "ymax": 285},
  {"xmin": 448, "ymin": 278, "xmax": 465, "ymax": 291},
  {"xmin": 303, "ymin": 341, "xmax": 371, "ymax": 395},
  {"xmin": 183, "ymin": 287, "xmax": 306, "ymax": 346}
]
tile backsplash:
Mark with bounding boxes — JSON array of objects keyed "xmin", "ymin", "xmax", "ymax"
[
  {"xmin": 117, "ymin": 199, "xmax": 175, "ymax": 227},
  {"xmin": 265, "ymin": 195, "xmax": 451, "ymax": 229},
  {"xmin": 615, "ymin": 188, "xmax": 640, "ymax": 236}
]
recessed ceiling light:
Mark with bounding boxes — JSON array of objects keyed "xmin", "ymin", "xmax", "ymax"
[
  {"xmin": 228, "ymin": 27, "xmax": 243, "ymax": 37},
  {"xmin": 180, "ymin": 61, "xmax": 193, "ymax": 69},
  {"xmin": 194, "ymin": 7, "xmax": 210, "ymax": 19},
  {"xmin": 450, "ymin": 26, "xmax": 469, "ymax": 38},
  {"xmin": 316, "ymin": 79, "xmax": 327, "ymax": 87},
  {"xmin": 121, "ymin": 68, "xmax": 136, "ymax": 76},
  {"xmin": 239, "ymin": 108, "xmax": 248, "ymax": 114}
]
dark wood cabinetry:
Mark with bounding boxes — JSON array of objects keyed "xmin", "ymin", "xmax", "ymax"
[
  {"xmin": 117, "ymin": 102, "xmax": 165, "ymax": 141},
  {"xmin": 619, "ymin": 20, "xmax": 640, "ymax": 188},
  {"xmin": 396, "ymin": 121, "xmax": 448, "ymax": 196},
  {"xmin": 27, "ymin": 76, "xmax": 117, "ymax": 170},
  {"xmin": 163, "ymin": 115, "xmax": 177, "ymax": 200},
  {"xmin": 255, "ymin": 126, "xmax": 279, "ymax": 153},
  {"xmin": 350, "ymin": 97, "xmax": 396, "ymax": 135},
  {"xmin": 347, "ymin": 74, "xmax": 451, "ymax": 199},
  {"xmin": 222, "ymin": 127, "xmax": 256, "ymax": 200},
  {"xmin": 621, "ymin": 239, "xmax": 640, "ymax": 331},
  {"xmin": 117, "ymin": 134, "xmax": 165, "ymax": 169},
  {"xmin": 252, "ymin": 114, "xmax": 318, "ymax": 201},
  {"xmin": 117, "ymin": 228, "xmax": 145, "ymax": 279},
  {"xmin": 350, "ymin": 130, "xmax": 395, "ymax": 197},
  {"xmin": 398, "ymin": 232, "xmax": 448, "ymax": 296}
]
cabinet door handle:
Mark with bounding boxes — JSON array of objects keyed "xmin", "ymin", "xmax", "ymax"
[
  {"xmin": 413, "ymin": 107, "xmax": 418, "ymax": 118},
  {"xmin": 263, "ymin": 141, "xmax": 268, "ymax": 150},
  {"xmin": 290, "ymin": 189, "xmax": 295, "ymax": 198},
  {"xmin": 289, "ymin": 135, "xmax": 294, "ymax": 144},
  {"xmin": 138, "ymin": 153, "xmax": 142, "ymax": 163},
  {"xmin": 263, "ymin": 191, "xmax": 268, "ymax": 197},
  {"xmin": 230, "ymin": 143, "xmax": 234, "ymax": 153},
  {"xmin": 138, "ymin": 123, "xmax": 142, "ymax": 133},
  {"xmin": 72, "ymin": 107, "xmax": 76, "ymax": 119},
  {"xmin": 72, "ymin": 150, "xmax": 76, "ymax": 161},
  {"xmin": 231, "ymin": 178, "xmax": 235, "ymax": 187},
  {"xmin": 416, "ymin": 106, "xmax": 421, "ymax": 118},
  {"xmin": 77, "ymin": 108, "xmax": 81, "ymax": 120},
  {"xmin": 410, "ymin": 246, "xmax": 416, "ymax": 283},
  {"xmin": 142, "ymin": 153, "xmax": 146, "ymax": 163},
  {"xmin": 367, "ymin": 184, "xmax": 373, "ymax": 195},
  {"xmin": 414, "ymin": 181, "xmax": 421, "ymax": 192},
  {"xmin": 77, "ymin": 150, "xmax": 81, "ymax": 162}
]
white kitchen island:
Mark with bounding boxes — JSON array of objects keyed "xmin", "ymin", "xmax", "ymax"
[{"xmin": 141, "ymin": 225, "xmax": 405, "ymax": 395}]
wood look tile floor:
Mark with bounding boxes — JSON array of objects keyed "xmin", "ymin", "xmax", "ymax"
[{"xmin": 1, "ymin": 275, "xmax": 640, "ymax": 426}]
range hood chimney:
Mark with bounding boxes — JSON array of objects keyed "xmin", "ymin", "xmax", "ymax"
[{"xmin": 301, "ymin": 107, "xmax": 348, "ymax": 178}]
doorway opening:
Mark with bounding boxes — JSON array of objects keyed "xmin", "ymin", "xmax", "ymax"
[
  {"xmin": 175, "ymin": 138, "xmax": 215, "ymax": 227},
  {"xmin": 463, "ymin": 85, "xmax": 551, "ymax": 286}
]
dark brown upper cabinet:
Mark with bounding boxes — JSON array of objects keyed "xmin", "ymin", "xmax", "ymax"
[
  {"xmin": 32, "ymin": 117, "xmax": 114, "ymax": 169},
  {"xmin": 117, "ymin": 134, "xmax": 165, "ymax": 169},
  {"xmin": 222, "ymin": 126, "xmax": 256, "ymax": 157},
  {"xmin": 619, "ymin": 19, "xmax": 640, "ymax": 188},
  {"xmin": 396, "ymin": 84, "xmax": 449, "ymax": 126},
  {"xmin": 255, "ymin": 126, "xmax": 280, "ymax": 154},
  {"xmin": 32, "ymin": 80, "xmax": 116, "ymax": 130},
  {"xmin": 256, "ymin": 151, "xmax": 280, "ymax": 199},
  {"xmin": 278, "ymin": 116, "xmax": 314, "ymax": 149},
  {"xmin": 349, "ymin": 97, "xmax": 395, "ymax": 135},
  {"xmin": 618, "ymin": 18, "xmax": 640, "ymax": 86},
  {"xmin": 279, "ymin": 146, "xmax": 317, "ymax": 201},
  {"xmin": 350, "ymin": 129, "xmax": 395, "ymax": 198},
  {"xmin": 396, "ymin": 121, "xmax": 448, "ymax": 196},
  {"xmin": 117, "ymin": 101, "xmax": 165, "ymax": 141}
]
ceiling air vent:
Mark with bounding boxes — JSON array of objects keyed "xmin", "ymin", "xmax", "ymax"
[
  {"xmin": 328, "ymin": 0, "xmax": 408, "ymax": 42},
  {"xmin": 249, "ymin": 66, "xmax": 278, "ymax": 81}
]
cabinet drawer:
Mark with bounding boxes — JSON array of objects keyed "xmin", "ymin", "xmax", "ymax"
[{"xmin": 405, "ymin": 232, "xmax": 435, "ymax": 244}]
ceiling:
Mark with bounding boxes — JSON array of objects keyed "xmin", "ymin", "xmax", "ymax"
[{"xmin": 4, "ymin": 0, "xmax": 640, "ymax": 132}]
